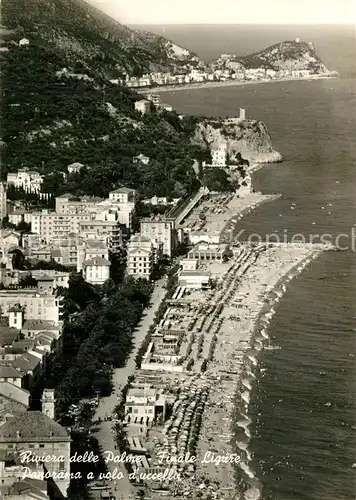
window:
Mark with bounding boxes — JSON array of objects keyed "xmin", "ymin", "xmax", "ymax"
[
  {"xmin": 59, "ymin": 462, "xmax": 65, "ymax": 471},
  {"xmin": 39, "ymin": 444, "xmax": 45, "ymax": 448}
]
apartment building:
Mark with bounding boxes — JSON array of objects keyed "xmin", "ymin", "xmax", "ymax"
[
  {"xmin": 55, "ymin": 194, "xmax": 102, "ymax": 215},
  {"xmin": 79, "ymin": 219, "xmax": 122, "ymax": 253},
  {"xmin": 127, "ymin": 235, "xmax": 156, "ymax": 280},
  {"xmin": 77, "ymin": 239, "xmax": 109, "ymax": 272},
  {"xmin": 0, "ymin": 289, "xmax": 61, "ymax": 326},
  {"xmin": 140, "ymin": 216, "xmax": 176, "ymax": 257},
  {"xmin": 31, "ymin": 210, "xmax": 92, "ymax": 242}
]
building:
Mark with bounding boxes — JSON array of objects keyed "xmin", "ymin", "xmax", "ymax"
[
  {"xmin": 239, "ymin": 108, "xmax": 246, "ymax": 120},
  {"xmin": 127, "ymin": 235, "xmax": 156, "ymax": 280},
  {"xmin": 134, "ymin": 99, "xmax": 152, "ymax": 115},
  {"xmin": 0, "ymin": 289, "xmax": 61, "ymax": 326},
  {"xmin": 8, "ymin": 209, "xmax": 32, "ymax": 226},
  {"xmin": 179, "ymin": 258, "xmax": 198, "ymax": 271},
  {"xmin": 77, "ymin": 239, "xmax": 109, "ymax": 272},
  {"xmin": 211, "ymin": 145, "xmax": 227, "ymax": 167},
  {"xmin": 178, "ymin": 270, "xmax": 211, "ymax": 289},
  {"xmin": 124, "ymin": 387, "xmax": 166, "ymax": 425},
  {"xmin": 54, "ymin": 194, "xmax": 103, "ymax": 215},
  {"xmin": 108, "ymin": 187, "xmax": 136, "ymax": 204},
  {"xmin": 146, "ymin": 93, "xmax": 160, "ymax": 107},
  {"xmin": 30, "ymin": 271, "xmax": 70, "ymax": 289},
  {"xmin": 188, "ymin": 230, "xmax": 221, "ymax": 246},
  {"xmin": 6, "ymin": 170, "xmax": 43, "ymax": 193},
  {"xmin": 0, "ymin": 182, "xmax": 7, "ymax": 221},
  {"xmin": 30, "ymin": 210, "xmax": 93, "ymax": 243},
  {"xmin": 159, "ymin": 103, "xmax": 173, "ymax": 112},
  {"xmin": 83, "ymin": 256, "xmax": 110, "ymax": 285},
  {"xmin": 133, "ymin": 154, "xmax": 150, "ymax": 165},
  {"xmin": 78, "ymin": 219, "xmax": 122, "ymax": 253},
  {"xmin": 0, "ymin": 406, "xmax": 71, "ymax": 497},
  {"xmin": 140, "ymin": 216, "xmax": 176, "ymax": 257},
  {"xmin": 18, "ymin": 38, "xmax": 29, "ymax": 46},
  {"xmin": 67, "ymin": 162, "xmax": 84, "ymax": 175},
  {"xmin": 187, "ymin": 242, "xmax": 231, "ymax": 262}
]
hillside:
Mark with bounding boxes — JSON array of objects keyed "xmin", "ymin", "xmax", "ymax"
[
  {"xmin": 1, "ymin": 37, "xmax": 204, "ymax": 198},
  {"xmin": 1, "ymin": 0, "xmax": 281, "ymax": 201},
  {"xmin": 213, "ymin": 40, "xmax": 330, "ymax": 73},
  {"xmin": 2, "ymin": 0, "xmax": 200, "ymax": 78}
]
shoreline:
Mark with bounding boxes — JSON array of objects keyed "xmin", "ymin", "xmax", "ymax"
[
  {"xmin": 192, "ymin": 242, "xmax": 329, "ymax": 500},
  {"xmin": 137, "ymin": 74, "xmax": 336, "ymax": 94}
]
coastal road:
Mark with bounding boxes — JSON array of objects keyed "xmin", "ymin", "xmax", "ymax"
[{"xmin": 93, "ymin": 279, "xmax": 167, "ymax": 499}]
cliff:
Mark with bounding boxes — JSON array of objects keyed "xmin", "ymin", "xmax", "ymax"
[
  {"xmin": 212, "ymin": 40, "xmax": 330, "ymax": 74},
  {"xmin": 192, "ymin": 118, "xmax": 283, "ymax": 164}
]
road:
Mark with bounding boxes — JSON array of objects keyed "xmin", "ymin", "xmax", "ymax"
[{"xmin": 93, "ymin": 279, "xmax": 167, "ymax": 499}]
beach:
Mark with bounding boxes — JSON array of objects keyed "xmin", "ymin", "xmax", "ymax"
[
  {"xmin": 190, "ymin": 242, "xmax": 327, "ymax": 500},
  {"xmin": 137, "ymin": 74, "xmax": 335, "ymax": 94},
  {"xmin": 181, "ymin": 189, "xmax": 282, "ymax": 244}
]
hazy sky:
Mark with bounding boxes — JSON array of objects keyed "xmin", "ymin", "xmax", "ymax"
[{"xmin": 85, "ymin": 0, "xmax": 355, "ymax": 25}]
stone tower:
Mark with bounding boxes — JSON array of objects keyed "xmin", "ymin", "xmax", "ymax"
[
  {"xmin": 239, "ymin": 108, "xmax": 246, "ymax": 120},
  {"xmin": 41, "ymin": 388, "xmax": 56, "ymax": 420}
]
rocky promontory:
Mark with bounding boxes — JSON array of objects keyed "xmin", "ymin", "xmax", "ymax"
[{"xmin": 192, "ymin": 117, "xmax": 283, "ymax": 164}]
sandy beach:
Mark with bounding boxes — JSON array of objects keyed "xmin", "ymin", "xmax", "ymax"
[
  {"xmin": 137, "ymin": 74, "xmax": 335, "ymax": 94},
  {"xmin": 182, "ymin": 190, "xmax": 281, "ymax": 244},
  {"xmin": 190, "ymin": 242, "xmax": 327, "ymax": 500}
]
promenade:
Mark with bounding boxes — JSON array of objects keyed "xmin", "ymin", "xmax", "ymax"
[{"xmin": 93, "ymin": 279, "xmax": 167, "ymax": 499}]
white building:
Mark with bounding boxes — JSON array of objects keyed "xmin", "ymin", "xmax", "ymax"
[
  {"xmin": 179, "ymin": 258, "xmax": 198, "ymax": 271},
  {"xmin": 134, "ymin": 100, "xmax": 152, "ymax": 115},
  {"xmin": 78, "ymin": 219, "xmax": 122, "ymax": 253},
  {"xmin": 127, "ymin": 235, "xmax": 156, "ymax": 280},
  {"xmin": 178, "ymin": 270, "xmax": 211, "ymax": 289},
  {"xmin": 31, "ymin": 210, "xmax": 92, "ymax": 242},
  {"xmin": 140, "ymin": 216, "xmax": 176, "ymax": 258},
  {"xmin": 108, "ymin": 187, "xmax": 136, "ymax": 204},
  {"xmin": 77, "ymin": 239, "xmax": 109, "ymax": 272},
  {"xmin": 83, "ymin": 256, "xmax": 110, "ymax": 285},
  {"xmin": 67, "ymin": 162, "xmax": 84, "ymax": 174},
  {"xmin": 159, "ymin": 103, "xmax": 173, "ymax": 112},
  {"xmin": 133, "ymin": 153, "xmax": 150, "ymax": 165},
  {"xmin": 18, "ymin": 38, "xmax": 30, "ymax": 46},
  {"xmin": 125, "ymin": 387, "xmax": 166, "ymax": 424},
  {"xmin": 7, "ymin": 170, "xmax": 43, "ymax": 193},
  {"xmin": 146, "ymin": 93, "xmax": 160, "ymax": 107},
  {"xmin": 211, "ymin": 145, "xmax": 227, "ymax": 166}
]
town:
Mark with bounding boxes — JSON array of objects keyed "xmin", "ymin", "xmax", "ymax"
[{"xmin": 0, "ymin": 127, "xmax": 262, "ymax": 500}]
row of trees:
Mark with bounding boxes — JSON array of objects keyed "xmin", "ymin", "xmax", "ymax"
[{"xmin": 30, "ymin": 273, "xmax": 153, "ymax": 418}]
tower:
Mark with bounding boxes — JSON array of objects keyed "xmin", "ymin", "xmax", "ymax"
[
  {"xmin": 41, "ymin": 388, "xmax": 56, "ymax": 420},
  {"xmin": 239, "ymin": 108, "xmax": 246, "ymax": 120},
  {"xmin": 9, "ymin": 304, "xmax": 24, "ymax": 330}
]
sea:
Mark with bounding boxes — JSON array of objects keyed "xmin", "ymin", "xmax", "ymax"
[{"xmin": 132, "ymin": 24, "xmax": 356, "ymax": 500}]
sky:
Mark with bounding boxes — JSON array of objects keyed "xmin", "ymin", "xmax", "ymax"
[{"xmin": 85, "ymin": 0, "xmax": 355, "ymax": 25}]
